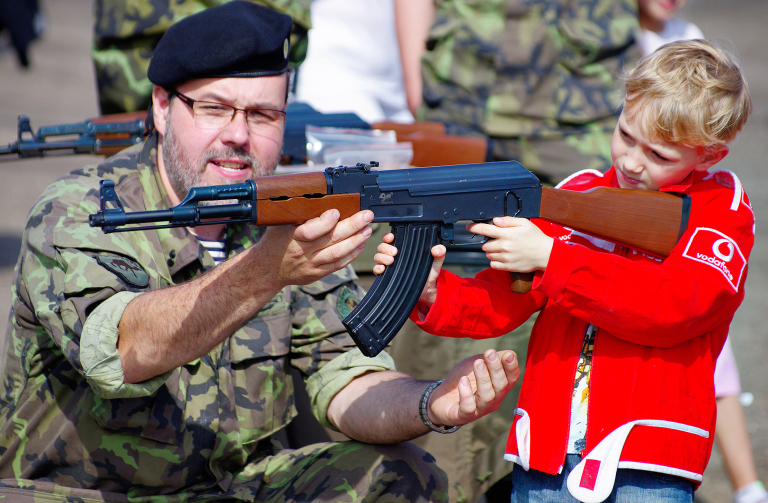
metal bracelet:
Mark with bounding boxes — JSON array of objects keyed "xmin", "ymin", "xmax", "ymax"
[{"xmin": 419, "ymin": 379, "xmax": 461, "ymax": 434}]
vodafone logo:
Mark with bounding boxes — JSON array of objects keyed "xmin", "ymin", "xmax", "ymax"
[
  {"xmin": 712, "ymin": 239, "xmax": 735, "ymax": 262},
  {"xmin": 683, "ymin": 228, "xmax": 746, "ymax": 291}
]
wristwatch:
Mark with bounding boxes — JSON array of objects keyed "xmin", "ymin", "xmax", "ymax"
[{"xmin": 419, "ymin": 379, "xmax": 461, "ymax": 434}]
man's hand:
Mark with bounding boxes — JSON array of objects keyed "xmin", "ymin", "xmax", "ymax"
[
  {"xmin": 467, "ymin": 217, "xmax": 554, "ymax": 273},
  {"xmin": 427, "ymin": 349, "xmax": 520, "ymax": 428},
  {"xmin": 373, "ymin": 231, "xmax": 446, "ymax": 308},
  {"xmin": 261, "ymin": 209, "xmax": 374, "ymax": 287}
]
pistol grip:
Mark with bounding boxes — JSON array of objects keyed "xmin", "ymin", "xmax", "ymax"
[
  {"xmin": 343, "ymin": 222, "xmax": 442, "ymax": 357},
  {"xmin": 510, "ymin": 272, "xmax": 534, "ymax": 293}
]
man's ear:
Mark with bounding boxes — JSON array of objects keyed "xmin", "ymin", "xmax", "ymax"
[
  {"xmin": 695, "ymin": 145, "xmax": 729, "ymax": 172},
  {"xmin": 152, "ymin": 85, "xmax": 171, "ymax": 137}
]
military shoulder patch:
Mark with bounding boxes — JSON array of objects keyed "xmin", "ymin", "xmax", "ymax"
[
  {"xmin": 336, "ymin": 286, "xmax": 360, "ymax": 318},
  {"xmin": 96, "ymin": 255, "xmax": 150, "ymax": 288}
]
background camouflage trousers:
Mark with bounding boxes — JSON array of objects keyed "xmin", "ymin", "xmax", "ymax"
[{"xmin": 0, "ymin": 440, "xmax": 447, "ymax": 502}]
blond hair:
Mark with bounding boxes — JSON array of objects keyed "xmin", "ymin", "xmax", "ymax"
[{"xmin": 622, "ymin": 39, "xmax": 751, "ymax": 149}]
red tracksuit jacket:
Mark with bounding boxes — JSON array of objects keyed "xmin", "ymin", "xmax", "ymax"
[{"xmin": 413, "ymin": 167, "xmax": 754, "ymax": 487}]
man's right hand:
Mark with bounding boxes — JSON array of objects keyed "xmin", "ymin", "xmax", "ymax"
[
  {"xmin": 373, "ymin": 232, "xmax": 446, "ymax": 309},
  {"xmin": 260, "ymin": 208, "xmax": 374, "ymax": 288}
]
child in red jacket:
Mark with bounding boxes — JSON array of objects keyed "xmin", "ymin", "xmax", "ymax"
[{"xmin": 375, "ymin": 40, "xmax": 753, "ymax": 503}]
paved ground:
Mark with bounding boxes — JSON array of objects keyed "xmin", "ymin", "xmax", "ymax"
[{"xmin": 0, "ymin": 1, "xmax": 766, "ymax": 501}]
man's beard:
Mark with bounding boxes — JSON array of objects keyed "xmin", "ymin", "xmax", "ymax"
[{"xmin": 162, "ymin": 115, "xmax": 280, "ymax": 206}]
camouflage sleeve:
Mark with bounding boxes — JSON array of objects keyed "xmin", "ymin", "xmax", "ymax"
[
  {"xmin": 21, "ymin": 174, "xmax": 158, "ymax": 392},
  {"xmin": 306, "ymin": 347, "xmax": 396, "ymax": 429},
  {"xmin": 288, "ymin": 264, "xmax": 365, "ymax": 374},
  {"xmin": 288, "ymin": 265, "xmax": 397, "ymax": 428},
  {"xmin": 80, "ymin": 291, "xmax": 172, "ymax": 398}
]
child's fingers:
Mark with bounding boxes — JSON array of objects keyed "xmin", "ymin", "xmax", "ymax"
[
  {"xmin": 466, "ymin": 217, "xmax": 527, "ymax": 239},
  {"xmin": 432, "ymin": 244, "xmax": 447, "ymax": 259},
  {"xmin": 373, "ymin": 251, "xmax": 395, "ymax": 266},
  {"xmin": 492, "ymin": 216, "xmax": 527, "ymax": 228},
  {"xmin": 376, "ymin": 241, "xmax": 398, "ymax": 256}
]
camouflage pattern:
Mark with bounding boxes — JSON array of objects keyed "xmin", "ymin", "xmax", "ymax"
[
  {"xmin": 418, "ymin": 0, "xmax": 642, "ymax": 184},
  {"xmin": 92, "ymin": 0, "xmax": 311, "ymax": 114},
  {"xmin": 0, "ymin": 134, "xmax": 445, "ymax": 502}
]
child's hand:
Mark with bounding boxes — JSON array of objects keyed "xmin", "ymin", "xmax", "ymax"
[
  {"xmin": 466, "ymin": 217, "xmax": 554, "ymax": 272},
  {"xmin": 373, "ymin": 232, "xmax": 446, "ymax": 307}
]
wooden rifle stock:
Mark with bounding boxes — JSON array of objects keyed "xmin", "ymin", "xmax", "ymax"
[{"xmin": 510, "ymin": 186, "xmax": 689, "ymax": 293}]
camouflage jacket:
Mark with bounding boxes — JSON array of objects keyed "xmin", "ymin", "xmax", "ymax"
[
  {"xmin": 419, "ymin": 0, "xmax": 642, "ymax": 139},
  {"xmin": 0, "ymin": 134, "xmax": 394, "ymax": 501}
]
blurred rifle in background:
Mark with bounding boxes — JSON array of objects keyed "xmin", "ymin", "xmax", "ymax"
[{"xmin": 0, "ymin": 112, "xmax": 147, "ymax": 160}]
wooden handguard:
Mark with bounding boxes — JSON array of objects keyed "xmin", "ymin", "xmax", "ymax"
[
  {"xmin": 255, "ymin": 194, "xmax": 360, "ymax": 225},
  {"xmin": 251, "ymin": 171, "xmax": 361, "ymax": 226},
  {"xmin": 88, "ymin": 111, "xmax": 149, "ymax": 156}
]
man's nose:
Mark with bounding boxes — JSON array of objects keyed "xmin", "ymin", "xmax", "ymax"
[{"xmin": 219, "ymin": 110, "xmax": 250, "ymax": 146}]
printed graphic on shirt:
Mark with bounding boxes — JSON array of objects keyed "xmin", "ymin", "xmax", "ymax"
[
  {"xmin": 682, "ymin": 228, "xmax": 746, "ymax": 291},
  {"xmin": 568, "ymin": 324, "xmax": 596, "ymax": 454},
  {"xmin": 96, "ymin": 255, "xmax": 150, "ymax": 287}
]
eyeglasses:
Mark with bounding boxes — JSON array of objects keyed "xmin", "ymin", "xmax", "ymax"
[{"xmin": 171, "ymin": 91, "xmax": 286, "ymax": 131}]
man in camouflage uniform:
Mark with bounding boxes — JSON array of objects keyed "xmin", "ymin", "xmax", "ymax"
[
  {"xmin": 0, "ymin": 3, "xmax": 521, "ymax": 501},
  {"xmin": 401, "ymin": 0, "xmax": 641, "ymax": 185},
  {"xmin": 92, "ymin": 0, "xmax": 312, "ymax": 115},
  {"xmin": 388, "ymin": 1, "xmax": 642, "ymax": 501}
]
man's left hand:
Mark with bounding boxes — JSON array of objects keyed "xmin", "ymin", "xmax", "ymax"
[{"xmin": 428, "ymin": 349, "xmax": 520, "ymax": 428}]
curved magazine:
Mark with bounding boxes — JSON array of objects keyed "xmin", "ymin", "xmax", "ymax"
[{"xmin": 343, "ymin": 222, "xmax": 442, "ymax": 357}]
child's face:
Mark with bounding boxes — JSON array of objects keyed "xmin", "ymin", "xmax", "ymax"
[
  {"xmin": 638, "ymin": 0, "xmax": 687, "ymax": 28},
  {"xmin": 610, "ymin": 110, "xmax": 722, "ymax": 191}
]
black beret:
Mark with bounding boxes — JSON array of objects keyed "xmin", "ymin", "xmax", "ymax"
[{"xmin": 148, "ymin": 1, "xmax": 292, "ymax": 88}]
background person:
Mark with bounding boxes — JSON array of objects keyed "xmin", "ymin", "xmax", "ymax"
[
  {"xmin": 295, "ymin": 0, "xmax": 413, "ymax": 124},
  {"xmin": 395, "ymin": 0, "xmax": 640, "ymax": 184}
]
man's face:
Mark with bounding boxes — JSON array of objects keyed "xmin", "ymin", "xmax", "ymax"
[
  {"xmin": 610, "ymin": 110, "xmax": 710, "ymax": 192},
  {"xmin": 154, "ymin": 75, "xmax": 287, "ymax": 205}
]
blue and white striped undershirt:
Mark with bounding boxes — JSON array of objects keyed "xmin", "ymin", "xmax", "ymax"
[{"xmin": 197, "ymin": 237, "xmax": 227, "ymax": 265}]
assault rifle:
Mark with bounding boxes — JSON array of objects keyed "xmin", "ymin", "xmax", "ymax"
[
  {"xmin": 89, "ymin": 161, "xmax": 690, "ymax": 357},
  {"xmin": 0, "ymin": 113, "xmax": 147, "ymax": 159},
  {"xmin": 0, "ymin": 104, "xmax": 368, "ymax": 163}
]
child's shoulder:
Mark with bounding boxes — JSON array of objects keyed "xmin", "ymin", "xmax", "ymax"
[{"xmin": 692, "ymin": 169, "xmax": 752, "ymax": 214}]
